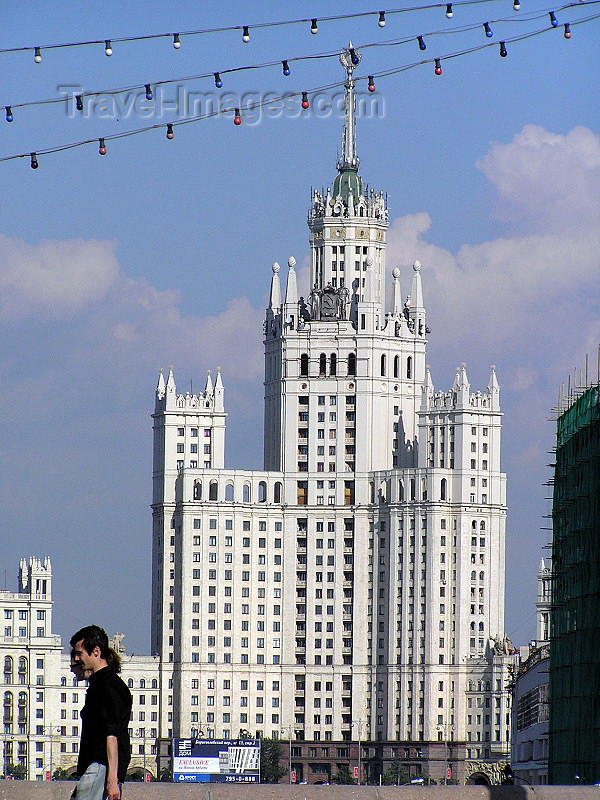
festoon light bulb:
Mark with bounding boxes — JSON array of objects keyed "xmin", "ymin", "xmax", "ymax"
[
  {"xmin": 301, "ymin": 92, "xmax": 310, "ymax": 109},
  {"xmin": 418, "ymin": 35, "xmax": 427, "ymax": 51},
  {"xmin": 104, "ymin": 40, "xmax": 113, "ymax": 56},
  {"xmin": 173, "ymin": 33, "xmax": 181, "ymax": 49},
  {"xmin": 34, "ymin": 47, "xmax": 42, "ymax": 63},
  {"xmin": 445, "ymin": 4, "xmax": 453, "ymax": 18},
  {"xmin": 434, "ymin": 58, "xmax": 442, "ymax": 75},
  {"xmin": 234, "ymin": 108, "xmax": 242, "ymax": 125},
  {"xmin": 368, "ymin": 76, "xmax": 376, "ymax": 93},
  {"xmin": 242, "ymin": 26, "xmax": 250, "ymax": 43},
  {"xmin": 310, "ymin": 19, "xmax": 318, "ymax": 34},
  {"xmin": 166, "ymin": 123, "xmax": 174, "ymax": 139},
  {"xmin": 378, "ymin": 11, "xmax": 386, "ymax": 27},
  {"xmin": 98, "ymin": 138, "xmax": 107, "ymax": 155},
  {"xmin": 484, "ymin": 22, "xmax": 493, "ymax": 37}
]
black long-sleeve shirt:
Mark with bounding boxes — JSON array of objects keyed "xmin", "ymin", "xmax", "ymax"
[{"xmin": 77, "ymin": 666, "xmax": 132, "ymax": 782}]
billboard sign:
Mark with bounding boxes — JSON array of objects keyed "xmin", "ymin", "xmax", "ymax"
[{"xmin": 173, "ymin": 738, "xmax": 260, "ymax": 783}]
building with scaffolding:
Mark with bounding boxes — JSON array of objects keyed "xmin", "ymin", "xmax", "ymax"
[{"xmin": 549, "ymin": 380, "xmax": 600, "ymax": 784}]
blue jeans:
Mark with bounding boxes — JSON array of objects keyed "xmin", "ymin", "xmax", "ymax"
[{"xmin": 71, "ymin": 763, "xmax": 107, "ymax": 800}]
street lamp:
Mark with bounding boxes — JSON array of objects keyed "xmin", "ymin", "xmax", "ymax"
[
  {"xmin": 436, "ymin": 722, "xmax": 455, "ymax": 784},
  {"xmin": 135, "ymin": 729, "xmax": 147, "ymax": 780},
  {"xmin": 0, "ymin": 733, "xmax": 14, "ymax": 778},
  {"xmin": 351, "ymin": 719, "xmax": 369, "ymax": 785},
  {"xmin": 43, "ymin": 725, "xmax": 62, "ymax": 780},
  {"xmin": 280, "ymin": 725, "xmax": 297, "ymax": 784}
]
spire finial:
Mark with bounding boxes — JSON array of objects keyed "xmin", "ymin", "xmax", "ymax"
[{"xmin": 338, "ymin": 44, "xmax": 361, "ymax": 172}]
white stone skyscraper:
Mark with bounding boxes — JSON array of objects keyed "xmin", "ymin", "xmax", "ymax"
[{"xmin": 151, "ymin": 47, "xmax": 515, "ymax": 785}]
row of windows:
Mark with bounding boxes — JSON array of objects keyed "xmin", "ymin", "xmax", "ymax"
[
  {"xmin": 3, "ymin": 627, "xmax": 45, "ymax": 638},
  {"xmin": 177, "ymin": 427, "xmax": 211, "ymax": 437},
  {"xmin": 193, "ymin": 480, "xmax": 282, "ymax": 504},
  {"xmin": 3, "ymin": 610, "xmax": 45, "ymax": 620}
]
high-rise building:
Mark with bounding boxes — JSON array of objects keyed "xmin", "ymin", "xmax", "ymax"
[
  {"xmin": 511, "ymin": 557, "xmax": 551, "ymax": 786},
  {"xmin": 0, "ymin": 556, "xmax": 160, "ymax": 781},
  {"xmin": 549, "ymin": 380, "xmax": 600, "ymax": 784},
  {"xmin": 151, "ymin": 46, "xmax": 514, "ymax": 785}
]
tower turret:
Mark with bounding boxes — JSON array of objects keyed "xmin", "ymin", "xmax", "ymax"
[{"xmin": 307, "ymin": 46, "xmax": 388, "ymax": 318}]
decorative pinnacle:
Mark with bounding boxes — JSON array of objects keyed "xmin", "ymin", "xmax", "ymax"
[{"xmin": 337, "ymin": 43, "xmax": 361, "ymax": 173}]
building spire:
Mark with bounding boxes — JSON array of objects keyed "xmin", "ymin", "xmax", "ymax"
[{"xmin": 337, "ymin": 44, "xmax": 361, "ymax": 173}]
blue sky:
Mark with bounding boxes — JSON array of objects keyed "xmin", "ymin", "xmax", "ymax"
[{"xmin": 1, "ymin": 1, "xmax": 598, "ymax": 654}]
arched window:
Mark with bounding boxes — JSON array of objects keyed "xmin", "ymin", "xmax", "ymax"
[
  {"xmin": 300, "ymin": 353, "xmax": 309, "ymax": 377},
  {"xmin": 17, "ymin": 692, "xmax": 27, "ymax": 723},
  {"xmin": 243, "ymin": 483, "xmax": 251, "ymax": 503},
  {"xmin": 421, "ymin": 478, "xmax": 427, "ymax": 500},
  {"xmin": 471, "ymin": 571, "xmax": 477, "ymax": 581},
  {"xmin": 18, "ymin": 657, "xmax": 27, "ymax": 684},
  {"xmin": 470, "ymin": 622, "xmax": 476, "ymax": 631},
  {"xmin": 398, "ymin": 479, "xmax": 404, "ymax": 502},
  {"xmin": 393, "ymin": 355, "xmax": 399, "ymax": 378},
  {"xmin": 140, "ymin": 679, "xmax": 146, "ymax": 689},
  {"xmin": 479, "ymin": 622, "xmax": 485, "ymax": 632},
  {"xmin": 348, "ymin": 353, "xmax": 356, "ymax": 376},
  {"xmin": 330, "ymin": 353, "xmax": 337, "ymax": 376},
  {"xmin": 3, "ymin": 656, "xmax": 12, "ymax": 683},
  {"xmin": 3, "ymin": 691, "xmax": 13, "ymax": 723},
  {"xmin": 61, "ymin": 676, "xmax": 67, "ymax": 687},
  {"xmin": 193, "ymin": 480, "xmax": 202, "ymax": 501},
  {"xmin": 440, "ymin": 478, "xmax": 447, "ymax": 501},
  {"xmin": 479, "ymin": 571, "xmax": 485, "ymax": 582},
  {"xmin": 480, "ymin": 520, "xmax": 486, "ymax": 531},
  {"xmin": 319, "ymin": 353, "xmax": 327, "ymax": 376},
  {"xmin": 380, "ymin": 354, "xmax": 386, "ymax": 376},
  {"xmin": 152, "ymin": 679, "xmax": 158, "ymax": 689},
  {"xmin": 225, "ymin": 483, "xmax": 234, "ymax": 502},
  {"xmin": 209, "ymin": 481, "xmax": 218, "ymax": 501},
  {"xmin": 258, "ymin": 481, "xmax": 267, "ymax": 503},
  {"xmin": 128, "ymin": 679, "xmax": 134, "ymax": 689},
  {"xmin": 406, "ymin": 356, "xmax": 412, "ymax": 379},
  {"xmin": 273, "ymin": 482, "xmax": 282, "ymax": 503}
]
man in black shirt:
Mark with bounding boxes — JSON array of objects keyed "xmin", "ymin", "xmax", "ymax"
[{"xmin": 70, "ymin": 625, "xmax": 132, "ymax": 800}]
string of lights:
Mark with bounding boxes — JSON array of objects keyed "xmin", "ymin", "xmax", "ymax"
[
  {"xmin": 0, "ymin": 12, "xmax": 597, "ymax": 168},
  {"xmin": 2, "ymin": 1, "xmax": 595, "ymax": 120},
  {"xmin": 0, "ymin": 0, "xmax": 552, "ymax": 61}
]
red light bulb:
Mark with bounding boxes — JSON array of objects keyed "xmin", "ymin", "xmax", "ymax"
[
  {"xmin": 234, "ymin": 108, "xmax": 242, "ymax": 125},
  {"xmin": 434, "ymin": 59, "xmax": 442, "ymax": 75}
]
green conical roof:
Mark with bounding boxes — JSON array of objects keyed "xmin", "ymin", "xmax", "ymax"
[{"xmin": 332, "ymin": 168, "xmax": 364, "ymax": 205}]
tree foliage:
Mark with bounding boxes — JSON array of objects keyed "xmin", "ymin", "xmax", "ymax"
[
  {"xmin": 6, "ymin": 762, "xmax": 27, "ymax": 780},
  {"xmin": 382, "ymin": 758, "xmax": 409, "ymax": 785},
  {"xmin": 331, "ymin": 763, "xmax": 355, "ymax": 784},
  {"xmin": 53, "ymin": 767, "xmax": 77, "ymax": 781},
  {"xmin": 260, "ymin": 738, "xmax": 287, "ymax": 783}
]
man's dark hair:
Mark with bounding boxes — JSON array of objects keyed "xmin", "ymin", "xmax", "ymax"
[{"xmin": 70, "ymin": 625, "xmax": 110, "ymax": 658}]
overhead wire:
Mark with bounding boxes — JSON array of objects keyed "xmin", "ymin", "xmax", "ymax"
[
  {"xmin": 0, "ymin": 10, "xmax": 597, "ymax": 166},
  {"xmin": 2, "ymin": 2, "xmax": 595, "ymax": 118}
]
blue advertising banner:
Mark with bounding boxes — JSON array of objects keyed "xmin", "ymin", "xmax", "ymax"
[{"xmin": 173, "ymin": 738, "xmax": 260, "ymax": 783}]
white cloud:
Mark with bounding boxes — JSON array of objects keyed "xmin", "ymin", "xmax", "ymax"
[
  {"xmin": 386, "ymin": 126, "xmax": 600, "ymax": 362},
  {"xmin": 477, "ymin": 124, "xmax": 600, "ymax": 234},
  {"xmin": 0, "ymin": 235, "xmax": 119, "ymax": 320}
]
